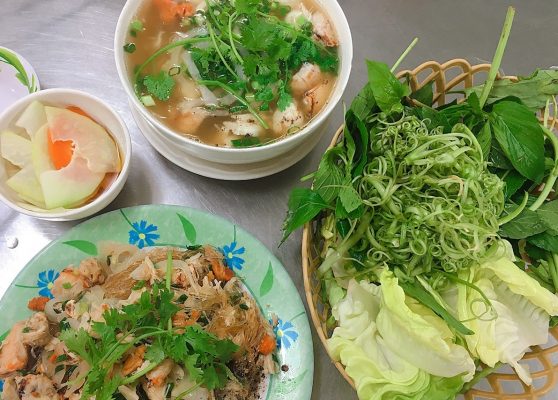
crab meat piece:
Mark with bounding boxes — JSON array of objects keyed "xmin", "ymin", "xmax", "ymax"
[
  {"xmin": 174, "ymin": 108, "xmax": 209, "ymax": 135},
  {"xmin": 21, "ymin": 312, "xmax": 52, "ymax": 347},
  {"xmin": 50, "ymin": 268, "xmax": 85, "ymax": 301},
  {"xmin": 78, "ymin": 258, "xmax": 106, "ymax": 288},
  {"xmin": 311, "ymin": 11, "xmax": 338, "ymax": 47},
  {"xmin": 12, "ymin": 374, "xmax": 58, "ymax": 400},
  {"xmin": 131, "ymin": 257, "xmax": 163, "ymax": 285},
  {"xmin": 146, "ymin": 359, "xmax": 174, "ymax": 386},
  {"xmin": 221, "ymin": 114, "xmax": 263, "ymax": 137},
  {"xmin": 142, "ymin": 380, "xmax": 166, "ymax": 400},
  {"xmin": 291, "ymin": 63, "xmax": 323, "ymax": 95},
  {"xmin": 272, "ymin": 103, "xmax": 304, "ymax": 135},
  {"xmin": 302, "ymin": 81, "xmax": 331, "ymax": 116},
  {"xmin": 0, "ymin": 322, "xmax": 28, "ymax": 378},
  {"xmin": 172, "ymin": 268, "xmax": 188, "ymax": 288},
  {"xmin": 122, "ymin": 345, "xmax": 146, "ymax": 375}
]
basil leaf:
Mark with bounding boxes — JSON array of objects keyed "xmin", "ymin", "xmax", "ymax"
[
  {"xmin": 536, "ymin": 200, "xmax": 558, "ymax": 235},
  {"xmin": 477, "ymin": 121, "xmax": 492, "ymax": 160},
  {"xmin": 313, "ymin": 147, "xmax": 345, "ymax": 204},
  {"xmin": 528, "ymin": 232, "xmax": 558, "ymax": 253},
  {"xmin": 410, "ymin": 81, "xmax": 434, "ymax": 106},
  {"xmin": 499, "ymin": 208, "xmax": 546, "ymax": 239},
  {"xmin": 501, "ymin": 170, "xmax": 526, "ymax": 200},
  {"xmin": 525, "ymin": 242, "xmax": 549, "ymax": 263},
  {"xmin": 467, "ymin": 92, "xmax": 482, "ymax": 115},
  {"xmin": 491, "ymin": 101, "xmax": 545, "ymax": 182},
  {"xmin": 350, "ymin": 83, "xmax": 376, "ymax": 121},
  {"xmin": 488, "ymin": 140, "xmax": 514, "ymax": 170},
  {"xmin": 334, "ymin": 197, "xmax": 364, "ymax": 220},
  {"xmin": 339, "ymin": 186, "xmax": 362, "ymax": 214},
  {"xmin": 465, "ymin": 69, "xmax": 558, "ymax": 112},
  {"xmin": 366, "ymin": 60, "xmax": 410, "ymax": 115},
  {"xmin": 411, "ymin": 106, "xmax": 452, "ymax": 132},
  {"xmin": 282, "ymin": 189, "xmax": 329, "ymax": 242},
  {"xmin": 344, "ymin": 110, "xmax": 369, "ymax": 178},
  {"xmin": 438, "ymin": 102, "xmax": 473, "ymax": 127}
]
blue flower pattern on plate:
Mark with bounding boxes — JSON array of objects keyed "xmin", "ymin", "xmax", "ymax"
[
  {"xmin": 273, "ymin": 318, "xmax": 299, "ymax": 349},
  {"xmin": 128, "ymin": 220, "xmax": 160, "ymax": 249},
  {"xmin": 0, "ymin": 379, "xmax": 4, "ymax": 393},
  {"xmin": 220, "ymin": 241, "xmax": 245, "ymax": 271},
  {"xmin": 37, "ymin": 269, "xmax": 60, "ymax": 299}
]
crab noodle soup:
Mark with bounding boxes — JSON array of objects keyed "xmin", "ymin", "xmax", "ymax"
[{"xmin": 125, "ymin": 0, "xmax": 339, "ymax": 148}]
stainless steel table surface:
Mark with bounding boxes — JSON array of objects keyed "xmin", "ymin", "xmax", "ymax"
[{"xmin": 1, "ymin": 1, "xmax": 558, "ymax": 399}]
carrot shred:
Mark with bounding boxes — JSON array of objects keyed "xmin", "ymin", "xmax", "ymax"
[
  {"xmin": 122, "ymin": 345, "xmax": 146, "ymax": 375},
  {"xmin": 154, "ymin": 0, "xmax": 195, "ymax": 23},
  {"xmin": 258, "ymin": 334, "xmax": 276, "ymax": 355},
  {"xmin": 48, "ymin": 352, "xmax": 59, "ymax": 363},
  {"xmin": 172, "ymin": 310, "xmax": 201, "ymax": 328},
  {"xmin": 27, "ymin": 296, "xmax": 50, "ymax": 312},
  {"xmin": 210, "ymin": 257, "xmax": 234, "ymax": 282}
]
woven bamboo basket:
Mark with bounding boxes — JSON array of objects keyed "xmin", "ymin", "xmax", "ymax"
[{"xmin": 302, "ymin": 59, "xmax": 558, "ymax": 399}]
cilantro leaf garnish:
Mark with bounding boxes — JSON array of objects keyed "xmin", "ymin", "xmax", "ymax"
[
  {"xmin": 132, "ymin": 0, "xmax": 340, "ymax": 130},
  {"xmin": 143, "ymin": 71, "xmax": 175, "ymax": 101},
  {"xmin": 59, "ymin": 282, "xmax": 239, "ymax": 398}
]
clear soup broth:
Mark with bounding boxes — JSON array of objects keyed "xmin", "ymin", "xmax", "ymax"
[{"xmin": 126, "ymin": 0, "xmax": 339, "ymax": 148}]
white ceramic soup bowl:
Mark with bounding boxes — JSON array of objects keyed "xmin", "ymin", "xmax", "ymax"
[
  {"xmin": 0, "ymin": 89, "xmax": 132, "ymax": 221},
  {"xmin": 115, "ymin": 0, "xmax": 352, "ymax": 168}
]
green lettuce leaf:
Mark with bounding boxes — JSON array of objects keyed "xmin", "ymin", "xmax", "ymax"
[
  {"xmin": 454, "ymin": 241, "xmax": 558, "ymax": 385},
  {"xmin": 377, "ymin": 271, "xmax": 475, "ymax": 380},
  {"xmin": 328, "ymin": 276, "xmax": 468, "ymax": 400},
  {"xmin": 481, "ymin": 241, "xmax": 558, "ymax": 315}
]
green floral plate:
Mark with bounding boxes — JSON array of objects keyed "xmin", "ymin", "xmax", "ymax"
[{"xmin": 0, "ymin": 205, "xmax": 314, "ymax": 399}]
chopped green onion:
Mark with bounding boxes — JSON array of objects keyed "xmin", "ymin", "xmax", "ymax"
[
  {"xmin": 141, "ymin": 95, "xmax": 156, "ymax": 107},
  {"xmin": 164, "ymin": 383, "xmax": 175, "ymax": 398},
  {"xmin": 123, "ymin": 43, "xmax": 137, "ymax": 53},
  {"xmin": 55, "ymin": 354, "xmax": 69, "ymax": 363},
  {"xmin": 133, "ymin": 37, "xmax": 210, "ymax": 90},
  {"xmin": 168, "ymin": 66, "xmax": 181, "ymax": 76},
  {"xmin": 231, "ymin": 136, "xmax": 261, "ymax": 148},
  {"xmin": 129, "ymin": 20, "xmax": 144, "ymax": 36},
  {"xmin": 229, "ymin": 104, "xmax": 248, "ymax": 113},
  {"xmin": 132, "ymin": 280, "xmax": 146, "ymax": 290},
  {"xmin": 130, "ymin": 20, "xmax": 143, "ymax": 31}
]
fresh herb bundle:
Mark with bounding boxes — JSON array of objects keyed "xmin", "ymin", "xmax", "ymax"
[{"xmin": 283, "ymin": 6, "xmax": 558, "ymax": 333}]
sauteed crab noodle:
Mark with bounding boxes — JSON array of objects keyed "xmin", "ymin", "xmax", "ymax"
[{"xmin": 0, "ymin": 244, "xmax": 278, "ymax": 400}]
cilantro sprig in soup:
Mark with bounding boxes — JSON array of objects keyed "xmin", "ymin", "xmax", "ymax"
[{"xmin": 125, "ymin": 0, "xmax": 339, "ymax": 147}]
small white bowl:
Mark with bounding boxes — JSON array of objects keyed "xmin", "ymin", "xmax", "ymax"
[
  {"xmin": 0, "ymin": 88, "xmax": 132, "ymax": 221},
  {"xmin": 115, "ymin": 0, "xmax": 352, "ymax": 172}
]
